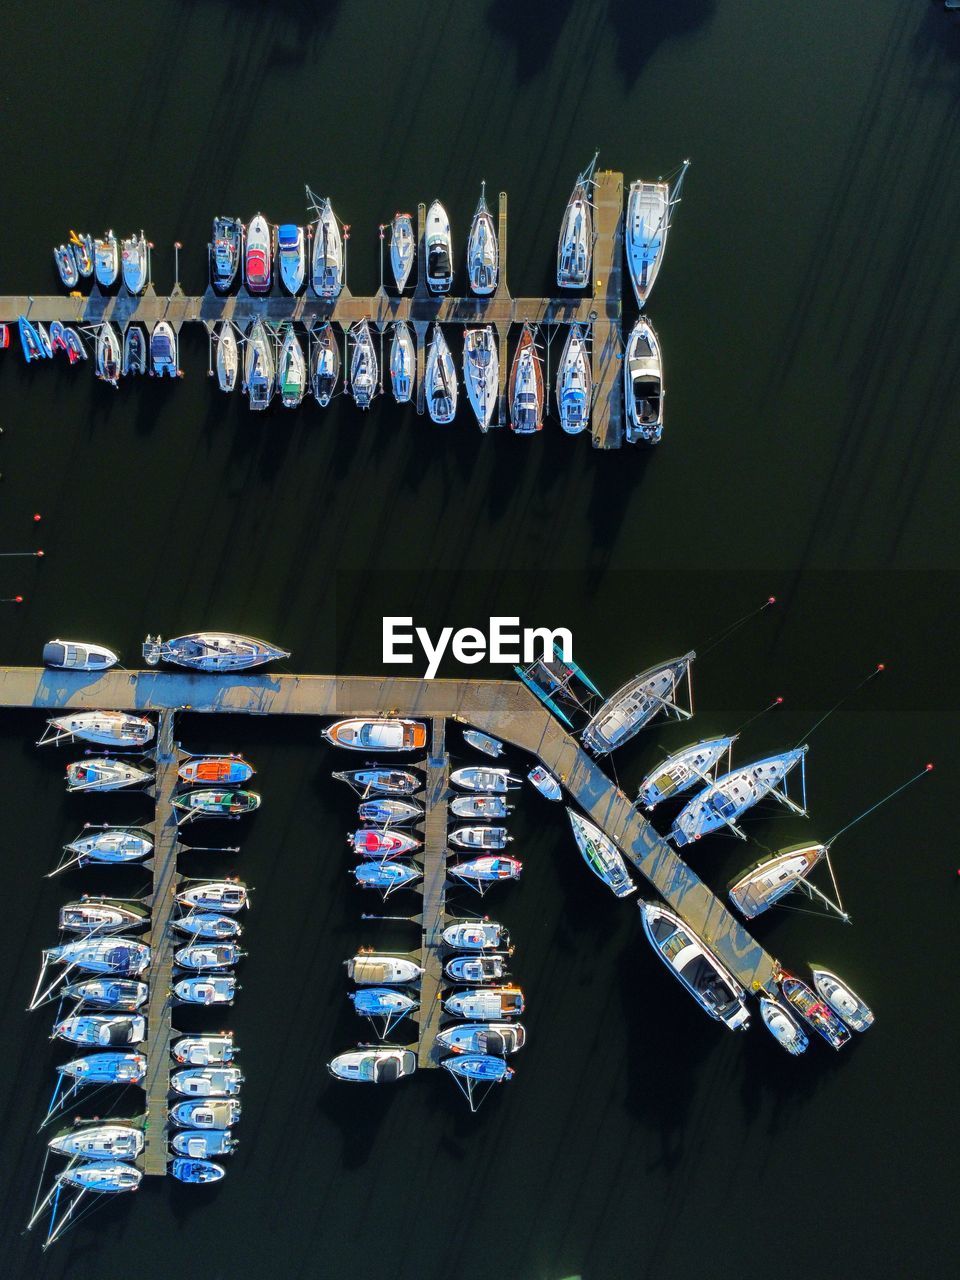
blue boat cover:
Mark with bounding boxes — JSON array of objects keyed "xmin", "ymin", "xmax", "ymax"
[{"xmin": 278, "ymin": 225, "xmax": 299, "ymax": 246}]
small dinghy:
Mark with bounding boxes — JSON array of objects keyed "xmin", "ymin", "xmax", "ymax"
[
  {"xmin": 442, "ymin": 920, "xmax": 510, "ymax": 951},
  {"xmin": 179, "ymin": 756, "xmax": 254, "ymax": 786},
  {"xmin": 172, "ymin": 1129, "xmax": 237, "ymax": 1158},
  {"xmin": 243, "ymin": 317, "xmax": 276, "ymax": 409},
  {"xmin": 94, "ymin": 231, "xmax": 119, "ymax": 287},
  {"xmin": 64, "ymin": 327, "xmax": 87, "ymax": 363},
  {"xmin": 172, "ymin": 790, "xmax": 261, "ymax": 821},
  {"xmin": 444, "ymin": 985, "xmax": 524, "ymax": 1019},
  {"xmin": 50, "ymin": 321, "xmax": 69, "ymax": 355},
  {"xmin": 53, "ymin": 1014, "xmax": 146, "ymax": 1047},
  {"xmin": 444, "ymin": 954, "xmax": 509, "ymax": 984},
  {"xmin": 54, "ymin": 242, "xmax": 79, "ymax": 288},
  {"xmin": 121, "ymin": 231, "xmax": 148, "ymax": 294},
  {"xmin": 350, "ymin": 988, "xmax": 418, "ymax": 1037},
  {"xmin": 352, "ymin": 860, "xmax": 421, "ymax": 895},
  {"xmin": 450, "ymin": 826, "xmax": 511, "ymax": 850},
  {"xmin": 58, "ymin": 1052, "xmax": 146, "ymax": 1085},
  {"xmin": 779, "ymin": 974, "xmax": 851, "ymax": 1049},
  {"xmin": 436, "ymin": 1022, "xmax": 525, "ymax": 1055},
  {"xmin": 59, "ymin": 898, "xmax": 149, "ymax": 933},
  {"xmin": 451, "ymin": 766, "xmax": 520, "ymax": 793},
  {"xmin": 171, "ymin": 1066, "xmax": 244, "ymax": 1097},
  {"xmin": 48, "ymin": 1122, "xmax": 144, "ymax": 1161},
  {"xmin": 175, "ymin": 976, "xmax": 238, "ymax": 1005},
  {"xmin": 357, "ymin": 798, "xmax": 422, "ymax": 825},
  {"xmin": 638, "ymin": 736, "xmax": 736, "ymax": 809},
  {"xmin": 450, "ymin": 794, "xmax": 511, "ymax": 819},
  {"xmin": 175, "ymin": 942, "xmax": 243, "ymax": 971},
  {"xmin": 172, "ymin": 1034, "xmax": 237, "ymax": 1065},
  {"xmin": 176, "ymin": 880, "xmax": 249, "ymax": 914},
  {"xmin": 557, "ymin": 155, "xmax": 596, "ymax": 288},
  {"xmin": 625, "ymin": 162, "xmax": 688, "ymax": 308},
  {"xmin": 351, "ymin": 828, "xmax": 421, "ymax": 858},
  {"xmin": 151, "ymin": 321, "xmax": 178, "ymax": 377},
  {"xmin": 390, "ymin": 320, "xmax": 415, "ymax": 403},
  {"xmin": 425, "ymin": 323, "xmax": 457, "ymax": 423},
  {"xmin": 463, "ymin": 326, "xmax": 498, "ymax": 431},
  {"xmin": 346, "ymin": 954, "xmax": 423, "ymax": 985},
  {"xmin": 310, "ymin": 321, "xmax": 340, "ymax": 405},
  {"xmin": 333, "ymin": 767, "xmax": 421, "ymax": 796},
  {"xmin": 582, "ymin": 651, "xmax": 695, "ymax": 755},
  {"xmin": 425, "ymin": 199, "xmax": 453, "ymax": 293},
  {"xmin": 66, "ymin": 759, "xmax": 154, "ymax": 793},
  {"xmin": 277, "ymin": 324, "xmax": 306, "ymax": 407},
  {"xmin": 390, "ymin": 211, "xmax": 415, "ymax": 291},
  {"xmin": 670, "ymin": 747, "xmax": 808, "ymax": 847},
  {"xmin": 61, "ymin": 828, "xmax": 153, "ymax": 868},
  {"xmin": 810, "ymin": 968, "xmax": 874, "ymax": 1031},
  {"xmin": 71, "ymin": 231, "xmax": 95, "ymax": 277},
  {"xmin": 122, "ymin": 323, "xmax": 147, "ymax": 376},
  {"xmin": 144, "ymin": 632, "xmax": 289, "ymax": 671},
  {"xmin": 171, "ymin": 1157, "xmax": 226, "ymax": 1183},
  {"xmin": 310, "ymin": 196, "xmax": 343, "ymax": 297},
  {"xmin": 39, "ymin": 710, "xmax": 154, "ymax": 748},
  {"xmin": 277, "ymin": 223, "xmax": 305, "ymax": 294},
  {"xmin": 624, "ymin": 317, "xmax": 663, "ymax": 444},
  {"xmin": 96, "ymin": 322, "xmax": 121, "ymax": 385},
  {"xmin": 328, "ymin": 1046, "xmax": 417, "ymax": 1083},
  {"xmin": 527, "ymin": 766, "xmax": 562, "ymax": 801},
  {"xmin": 728, "ymin": 843, "xmax": 827, "ymax": 920},
  {"xmin": 759, "ymin": 996, "xmax": 809, "ymax": 1056},
  {"xmin": 216, "ymin": 321, "xmax": 239, "ymax": 392},
  {"xmin": 210, "ymin": 216, "xmax": 243, "ymax": 291},
  {"xmin": 244, "ymin": 213, "xmax": 272, "ymax": 293},
  {"xmin": 509, "ymin": 323, "xmax": 544, "ymax": 434},
  {"xmin": 172, "ymin": 912, "xmax": 242, "ymax": 940},
  {"xmin": 170, "ymin": 1098, "xmax": 241, "ymax": 1129},
  {"xmin": 556, "ymin": 323, "xmax": 592, "ymax": 434},
  {"xmin": 463, "ymin": 729, "xmax": 503, "ymax": 757},
  {"xmin": 349, "ymin": 317, "xmax": 378, "ymax": 409},
  {"xmin": 42, "ymin": 639, "xmax": 118, "ymax": 671},
  {"xmin": 19, "ymin": 316, "xmax": 50, "ymax": 361},
  {"xmin": 566, "ymin": 809, "xmax": 635, "ymax": 898},
  {"xmin": 466, "ymin": 182, "xmax": 498, "ymax": 294},
  {"xmin": 63, "ymin": 978, "xmax": 148, "ymax": 1010},
  {"xmin": 639, "ymin": 901, "xmax": 750, "ymax": 1030},
  {"xmin": 324, "ymin": 717, "xmax": 426, "ymax": 752},
  {"xmin": 450, "ymin": 856, "xmax": 522, "ymax": 888}
]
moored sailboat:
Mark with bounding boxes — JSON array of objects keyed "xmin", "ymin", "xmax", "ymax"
[
  {"xmin": 310, "ymin": 321, "xmax": 340, "ymax": 405},
  {"xmin": 463, "ymin": 326, "xmax": 498, "ymax": 431},
  {"xmin": 143, "ymin": 632, "xmax": 289, "ymax": 670},
  {"xmin": 38, "ymin": 710, "xmax": 154, "ymax": 748},
  {"xmin": 466, "ymin": 182, "xmax": 498, "ymax": 294},
  {"xmin": 509, "ymin": 323, "xmax": 544, "ymax": 434},
  {"xmin": 425, "ymin": 323, "xmax": 457, "ymax": 423},
  {"xmin": 309, "ymin": 194, "xmax": 344, "ymax": 297},
  {"xmin": 390, "ymin": 211, "xmax": 415, "ymax": 290},
  {"xmin": 625, "ymin": 161, "xmax": 689, "ymax": 308},
  {"xmin": 349, "ymin": 317, "xmax": 378, "ymax": 409},
  {"xmin": 581, "ymin": 652, "xmax": 695, "ymax": 754},
  {"xmin": 557, "ymin": 153, "xmax": 597, "ymax": 289},
  {"xmin": 566, "ymin": 809, "xmax": 635, "ymax": 897},
  {"xmin": 210, "ymin": 216, "xmax": 243, "ymax": 291},
  {"xmin": 556, "ymin": 323, "xmax": 592, "ymax": 434},
  {"xmin": 390, "ymin": 320, "xmax": 415, "ymax": 403},
  {"xmin": 243, "ymin": 317, "xmax": 276, "ymax": 410},
  {"xmin": 670, "ymin": 747, "xmax": 808, "ymax": 846},
  {"xmin": 65, "ymin": 759, "xmax": 153, "ymax": 793},
  {"xmin": 638, "ymin": 735, "xmax": 735, "ymax": 809},
  {"xmin": 728, "ymin": 843, "xmax": 827, "ymax": 920},
  {"xmin": 277, "ymin": 324, "xmax": 306, "ymax": 408},
  {"xmin": 216, "ymin": 321, "xmax": 239, "ymax": 392}
]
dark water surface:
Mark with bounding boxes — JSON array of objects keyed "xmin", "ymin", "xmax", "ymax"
[{"xmin": 1, "ymin": 3, "xmax": 958, "ymax": 1278}]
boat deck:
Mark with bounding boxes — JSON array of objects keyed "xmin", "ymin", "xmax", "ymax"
[{"xmin": 415, "ymin": 716, "xmax": 449, "ymax": 1067}]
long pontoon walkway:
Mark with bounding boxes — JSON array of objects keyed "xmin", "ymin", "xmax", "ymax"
[{"xmin": 415, "ymin": 717, "xmax": 450, "ymax": 1067}]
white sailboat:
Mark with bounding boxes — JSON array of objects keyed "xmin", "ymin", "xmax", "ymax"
[
  {"xmin": 310, "ymin": 321, "xmax": 340, "ymax": 405},
  {"xmin": 582, "ymin": 652, "xmax": 695, "ymax": 754},
  {"xmin": 557, "ymin": 153, "xmax": 597, "ymax": 289},
  {"xmin": 215, "ymin": 321, "xmax": 239, "ymax": 392},
  {"xmin": 349, "ymin": 318, "xmax": 378, "ymax": 409},
  {"xmin": 425, "ymin": 323, "xmax": 457, "ymax": 423},
  {"xmin": 556, "ymin": 323, "xmax": 592, "ymax": 434},
  {"xmin": 390, "ymin": 211, "xmax": 415, "ymax": 291},
  {"xmin": 466, "ymin": 182, "xmax": 498, "ymax": 295},
  {"xmin": 308, "ymin": 192, "xmax": 344, "ymax": 298},
  {"xmin": 463, "ymin": 326, "xmax": 498, "ymax": 431},
  {"xmin": 625, "ymin": 160, "xmax": 689, "ymax": 308},
  {"xmin": 670, "ymin": 747, "xmax": 808, "ymax": 846},
  {"xmin": 390, "ymin": 320, "xmax": 415, "ymax": 404}
]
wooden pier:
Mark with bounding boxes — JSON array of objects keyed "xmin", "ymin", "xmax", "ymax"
[{"xmin": 415, "ymin": 716, "xmax": 450, "ymax": 1067}]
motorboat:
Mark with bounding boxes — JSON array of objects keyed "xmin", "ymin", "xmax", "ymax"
[
  {"xmin": 624, "ymin": 317, "xmax": 663, "ymax": 444},
  {"xmin": 53, "ymin": 1014, "xmax": 146, "ymax": 1047},
  {"xmin": 48, "ymin": 1122, "xmax": 144, "ymax": 1161},
  {"xmin": 444, "ymin": 954, "xmax": 509, "ymax": 984},
  {"xmin": 810, "ymin": 968, "xmax": 874, "ymax": 1031},
  {"xmin": 779, "ymin": 974, "xmax": 851, "ymax": 1049},
  {"xmin": 171, "ymin": 1158, "xmax": 226, "ymax": 1184},
  {"xmin": 350, "ymin": 988, "xmax": 417, "ymax": 1026},
  {"xmin": 466, "ymin": 182, "xmax": 498, "ymax": 294},
  {"xmin": 328, "ymin": 1046, "xmax": 417, "ymax": 1083},
  {"xmin": 390, "ymin": 320, "xmax": 415, "ymax": 403},
  {"xmin": 54, "ymin": 242, "xmax": 79, "ymax": 288},
  {"xmin": 450, "ymin": 856, "xmax": 522, "ymax": 886},
  {"xmin": 174, "ymin": 942, "xmax": 243, "ymax": 971},
  {"xmin": 759, "ymin": 996, "xmax": 809, "ymax": 1056},
  {"xmin": 170, "ymin": 1099, "xmax": 241, "ymax": 1129},
  {"xmin": 216, "ymin": 321, "xmax": 239, "ymax": 392},
  {"xmin": 425, "ymin": 199, "xmax": 453, "ymax": 293},
  {"xmin": 57, "ymin": 1052, "xmax": 146, "ymax": 1085},
  {"xmin": 346, "ymin": 954, "xmax": 423, "ymax": 985},
  {"xmin": 171, "ymin": 1067, "xmax": 244, "ymax": 1097},
  {"xmin": 436, "ymin": 1022, "xmax": 525, "ymax": 1055},
  {"xmin": 450, "ymin": 826, "xmax": 511, "ymax": 850},
  {"xmin": 123, "ymin": 323, "xmax": 147, "ymax": 376},
  {"xmin": 39, "ymin": 710, "xmax": 154, "ymax": 748},
  {"xmin": 144, "ymin": 632, "xmax": 289, "ymax": 670},
  {"xmin": 463, "ymin": 327, "xmax": 498, "ymax": 431},
  {"xmin": 277, "ymin": 223, "xmax": 305, "ymax": 294},
  {"xmin": 172, "ymin": 912, "xmax": 242, "ymax": 940},
  {"xmin": 640, "ymin": 901, "xmax": 750, "ymax": 1030},
  {"xmin": 94, "ymin": 231, "xmax": 119, "ymax": 287},
  {"xmin": 172, "ymin": 1034, "xmax": 237, "ymax": 1065},
  {"xmin": 357, "ymin": 798, "xmax": 422, "ymax": 825},
  {"xmin": 172, "ymin": 1130, "xmax": 237, "ymax": 1158},
  {"xmin": 176, "ymin": 880, "xmax": 249, "ymax": 914},
  {"xmin": 625, "ymin": 162, "xmax": 688, "ymax": 308},
  {"xmin": 62, "ymin": 829, "xmax": 153, "ymax": 866},
  {"xmin": 333, "ymin": 767, "xmax": 421, "ymax": 796},
  {"xmin": 45, "ymin": 937, "xmax": 151, "ymax": 976},
  {"xmin": 172, "ymin": 789, "xmax": 261, "ymax": 820},
  {"xmin": 310, "ymin": 197, "xmax": 343, "ymax": 297},
  {"xmin": 557, "ymin": 156, "xmax": 596, "ymax": 288},
  {"xmin": 324, "ymin": 718, "xmax": 426, "ymax": 752},
  {"xmin": 351, "ymin": 828, "xmax": 421, "ymax": 858},
  {"xmin": 277, "ymin": 324, "xmax": 306, "ymax": 407},
  {"xmin": 728, "ymin": 843, "xmax": 826, "ymax": 919},
  {"xmin": 450, "ymin": 794, "xmax": 511, "ymax": 819},
  {"xmin": 451, "ymin": 766, "xmax": 520, "ymax": 793},
  {"xmin": 179, "ymin": 756, "xmax": 254, "ymax": 786},
  {"xmin": 463, "ymin": 729, "xmax": 503, "ymax": 757},
  {"xmin": 66, "ymin": 759, "xmax": 153, "ymax": 792},
  {"xmin": 349, "ymin": 318, "xmax": 378, "ymax": 409},
  {"xmin": 566, "ymin": 809, "xmax": 635, "ymax": 898},
  {"xmin": 556, "ymin": 323, "xmax": 592, "ymax": 434},
  {"xmin": 63, "ymin": 979, "xmax": 148, "ymax": 1011},
  {"xmin": 244, "ymin": 213, "xmax": 272, "ymax": 292},
  {"xmin": 151, "ymin": 321, "xmax": 179, "ymax": 377},
  {"xmin": 442, "ymin": 1054, "xmax": 513, "ymax": 1084},
  {"xmin": 352, "ymin": 861, "xmax": 421, "ymax": 894},
  {"xmin": 310, "ymin": 321, "xmax": 340, "ymax": 405},
  {"xmin": 244, "ymin": 318, "xmax": 276, "ymax": 409},
  {"xmin": 425, "ymin": 323, "xmax": 457, "ymax": 423},
  {"xmin": 59, "ymin": 898, "xmax": 149, "ymax": 933},
  {"xmin": 18, "ymin": 316, "xmax": 50, "ymax": 361},
  {"xmin": 637, "ymin": 735, "xmax": 736, "ymax": 809},
  {"xmin": 670, "ymin": 747, "xmax": 808, "ymax": 846},
  {"xmin": 210, "ymin": 216, "xmax": 243, "ymax": 291},
  {"xmin": 442, "ymin": 920, "xmax": 510, "ymax": 951},
  {"xmin": 444, "ymin": 985, "xmax": 524, "ymax": 1019},
  {"xmin": 42, "ymin": 639, "xmax": 118, "ymax": 671},
  {"xmin": 64, "ymin": 327, "xmax": 87, "ymax": 363},
  {"xmin": 527, "ymin": 765, "xmax": 562, "ymax": 801},
  {"xmin": 71, "ymin": 231, "xmax": 94, "ymax": 277},
  {"xmin": 581, "ymin": 652, "xmax": 695, "ymax": 755},
  {"xmin": 60, "ymin": 1161, "xmax": 143, "ymax": 1194},
  {"xmin": 96, "ymin": 322, "xmax": 121, "ymax": 385},
  {"xmin": 175, "ymin": 975, "xmax": 238, "ymax": 1005},
  {"xmin": 390, "ymin": 211, "xmax": 415, "ymax": 290},
  {"xmin": 121, "ymin": 231, "xmax": 148, "ymax": 294},
  {"xmin": 509, "ymin": 323, "xmax": 544, "ymax": 434}
]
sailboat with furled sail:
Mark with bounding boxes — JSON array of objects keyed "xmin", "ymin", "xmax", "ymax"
[
  {"xmin": 466, "ymin": 182, "xmax": 498, "ymax": 295},
  {"xmin": 557, "ymin": 152, "xmax": 597, "ymax": 289},
  {"xmin": 349, "ymin": 318, "xmax": 378, "ymax": 409},
  {"xmin": 307, "ymin": 188, "xmax": 344, "ymax": 298},
  {"xmin": 310, "ymin": 321, "xmax": 340, "ymax": 406},
  {"xmin": 463, "ymin": 327, "xmax": 498, "ymax": 431},
  {"xmin": 425, "ymin": 323, "xmax": 457, "ymax": 423},
  {"xmin": 625, "ymin": 160, "xmax": 690, "ymax": 308},
  {"xmin": 390, "ymin": 321, "xmax": 415, "ymax": 404},
  {"xmin": 581, "ymin": 652, "xmax": 695, "ymax": 755},
  {"xmin": 556, "ymin": 323, "xmax": 592, "ymax": 434},
  {"xmin": 509, "ymin": 323, "xmax": 543, "ymax": 434},
  {"xmin": 670, "ymin": 746, "xmax": 807, "ymax": 847}
]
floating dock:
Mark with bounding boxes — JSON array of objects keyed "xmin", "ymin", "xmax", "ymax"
[{"xmin": 415, "ymin": 717, "xmax": 450, "ymax": 1067}]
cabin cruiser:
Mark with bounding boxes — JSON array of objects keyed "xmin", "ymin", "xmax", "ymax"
[
  {"xmin": 566, "ymin": 809, "xmax": 635, "ymax": 898},
  {"xmin": 53, "ymin": 1014, "xmax": 146, "ymax": 1047},
  {"xmin": 172, "ymin": 912, "xmax": 242, "ymax": 940},
  {"xmin": 151, "ymin": 321, "xmax": 178, "ymax": 377},
  {"xmin": 346, "ymin": 954, "xmax": 423, "ymax": 985},
  {"xmin": 216, "ymin": 321, "xmax": 239, "ymax": 392},
  {"xmin": 123, "ymin": 323, "xmax": 147, "ymax": 375},
  {"xmin": 96, "ymin": 322, "xmax": 121, "ymax": 385},
  {"xmin": 557, "ymin": 160, "xmax": 594, "ymax": 288},
  {"xmin": 244, "ymin": 213, "xmax": 272, "ymax": 292},
  {"xmin": 175, "ymin": 975, "xmax": 238, "ymax": 1005},
  {"xmin": 467, "ymin": 183, "xmax": 498, "ymax": 294},
  {"xmin": 351, "ymin": 829, "xmax": 421, "ymax": 859},
  {"xmin": 509, "ymin": 323, "xmax": 544, "ymax": 433},
  {"xmin": 180, "ymin": 756, "xmax": 254, "ymax": 786},
  {"xmin": 66, "ymin": 758, "xmax": 153, "ymax": 792},
  {"xmin": 94, "ymin": 231, "xmax": 119, "ymax": 287},
  {"xmin": 48, "ymin": 1122, "xmax": 144, "ymax": 1161},
  {"xmin": 172, "ymin": 790, "xmax": 261, "ymax": 820},
  {"xmin": 54, "ymin": 242, "xmax": 79, "ymax": 288},
  {"xmin": 311, "ymin": 198, "xmax": 343, "ymax": 297},
  {"xmin": 810, "ymin": 968, "xmax": 874, "ymax": 1031},
  {"xmin": 436, "ymin": 1022, "xmax": 525, "ymax": 1055},
  {"xmin": 63, "ymin": 978, "xmax": 147, "ymax": 1010},
  {"xmin": 211, "ymin": 216, "xmax": 243, "ymax": 291},
  {"xmin": 450, "ymin": 856, "xmax": 522, "ymax": 886},
  {"xmin": 556, "ymin": 323, "xmax": 592, "ymax": 434},
  {"xmin": 728, "ymin": 843, "xmax": 826, "ymax": 919},
  {"xmin": 333, "ymin": 767, "xmax": 421, "ymax": 796},
  {"xmin": 624, "ymin": 317, "xmax": 663, "ymax": 444},
  {"xmin": 357, "ymin": 798, "xmax": 422, "ymax": 825},
  {"xmin": 390, "ymin": 320, "xmax": 415, "ymax": 403},
  {"xmin": 176, "ymin": 880, "xmax": 249, "ymax": 914},
  {"xmin": 310, "ymin": 321, "xmax": 340, "ymax": 405},
  {"xmin": 277, "ymin": 324, "xmax": 306, "ymax": 407},
  {"xmin": 328, "ymin": 1046, "xmax": 416, "ymax": 1083},
  {"xmin": 243, "ymin": 317, "xmax": 276, "ymax": 409},
  {"xmin": 527, "ymin": 765, "xmax": 562, "ymax": 801},
  {"xmin": 390, "ymin": 211, "xmax": 415, "ymax": 290},
  {"xmin": 759, "ymin": 997, "xmax": 809, "ymax": 1055},
  {"xmin": 59, "ymin": 899, "xmax": 149, "ymax": 933},
  {"xmin": 46, "ymin": 937, "xmax": 151, "ymax": 976},
  {"xmin": 174, "ymin": 942, "xmax": 243, "ymax": 971},
  {"xmin": 171, "ymin": 1067, "xmax": 244, "ymax": 1097},
  {"xmin": 121, "ymin": 231, "xmax": 148, "ymax": 294},
  {"xmin": 425, "ymin": 199, "xmax": 453, "ymax": 292},
  {"xmin": 640, "ymin": 901, "xmax": 750, "ymax": 1030},
  {"xmin": 442, "ymin": 920, "xmax": 510, "ymax": 951},
  {"xmin": 463, "ymin": 327, "xmax": 498, "ymax": 431},
  {"xmin": 171, "ymin": 1158, "xmax": 226, "ymax": 1184},
  {"xmin": 779, "ymin": 974, "xmax": 851, "ymax": 1049},
  {"xmin": 63, "ymin": 829, "xmax": 153, "ymax": 866},
  {"xmin": 172, "ymin": 1129, "xmax": 237, "ymax": 1158},
  {"xmin": 170, "ymin": 1098, "xmax": 241, "ymax": 1129},
  {"xmin": 18, "ymin": 316, "xmax": 50, "ymax": 361},
  {"xmin": 581, "ymin": 652, "xmax": 695, "ymax": 755},
  {"xmin": 173, "ymin": 1034, "xmax": 236, "ymax": 1065},
  {"xmin": 463, "ymin": 729, "xmax": 503, "ymax": 757},
  {"xmin": 277, "ymin": 223, "xmax": 305, "ymax": 294},
  {"xmin": 42, "ymin": 639, "xmax": 118, "ymax": 671},
  {"xmin": 324, "ymin": 718, "xmax": 426, "ymax": 752},
  {"xmin": 450, "ymin": 794, "xmax": 511, "ymax": 819},
  {"xmin": 670, "ymin": 747, "xmax": 808, "ymax": 846},
  {"xmin": 425, "ymin": 324, "xmax": 457, "ymax": 423},
  {"xmin": 71, "ymin": 232, "xmax": 94, "ymax": 277},
  {"xmin": 451, "ymin": 766, "xmax": 520, "ymax": 793},
  {"xmin": 58, "ymin": 1052, "xmax": 146, "ymax": 1085},
  {"xmin": 444, "ymin": 955, "xmax": 509, "ymax": 984},
  {"xmin": 625, "ymin": 162, "xmax": 688, "ymax": 307},
  {"xmin": 450, "ymin": 826, "xmax": 511, "ymax": 850},
  {"xmin": 350, "ymin": 317, "xmax": 378, "ymax": 409},
  {"xmin": 352, "ymin": 861, "xmax": 421, "ymax": 894},
  {"xmin": 60, "ymin": 1162, "xmax": 143, "ymax": 1194},
  {"xmin": 39, "ymin": 710, "xmax": 154, "ymax": 748},
  {"xmin": 444, "ymin": 985, "xmax": 524, "ymax": 1019},
  {"xmin": 637, "ymin": 736, "xmax": 735, "ymax": 809},
  {"xmin": 144, "ymin": 632, "xmax": 289, "ymax": 670}
]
